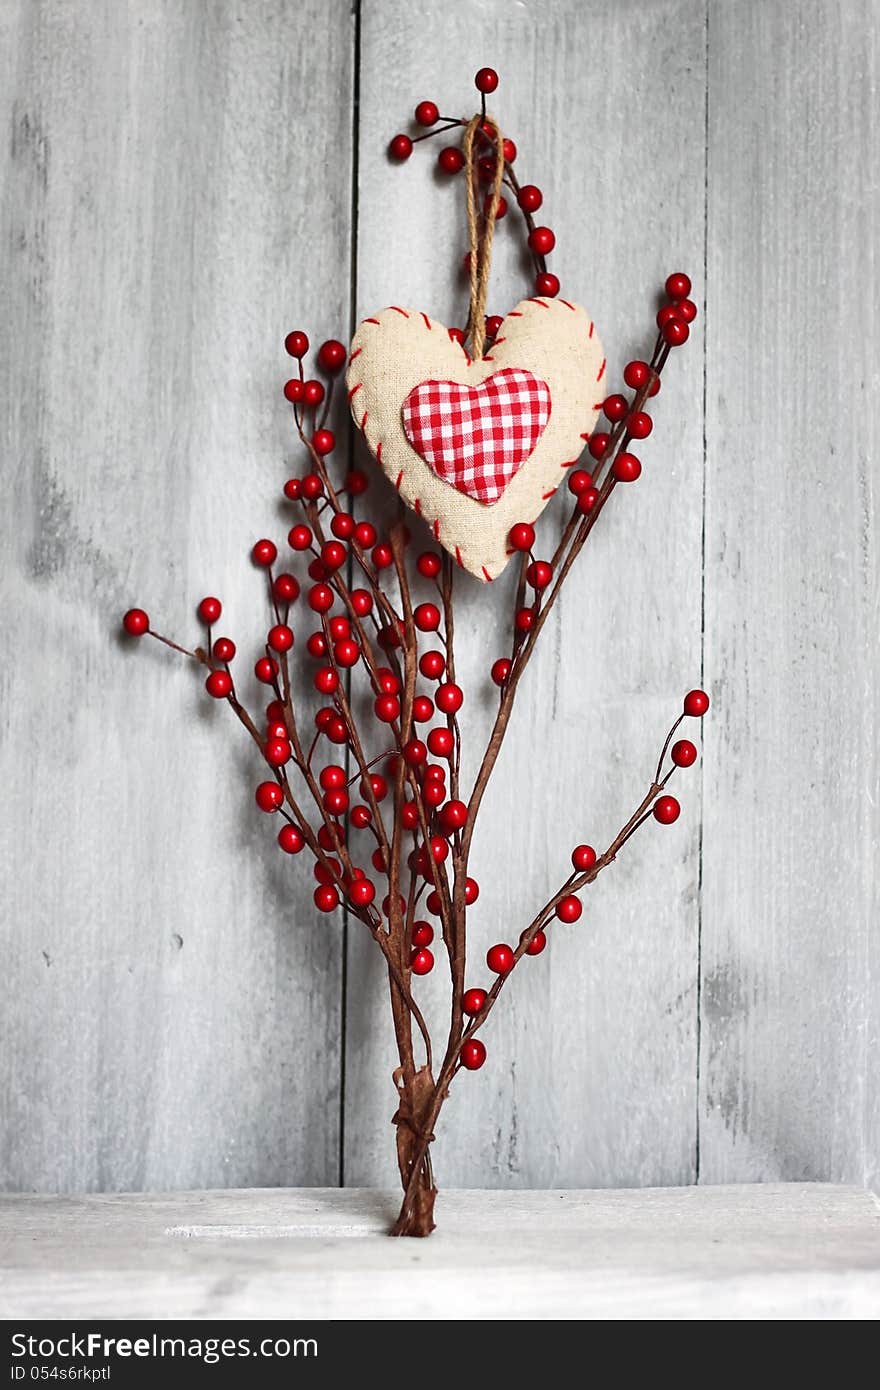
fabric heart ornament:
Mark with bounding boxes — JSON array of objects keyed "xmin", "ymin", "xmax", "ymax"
[{"xmin": 346, "ymin": 297, "xmax": 605, "ymax": 580}]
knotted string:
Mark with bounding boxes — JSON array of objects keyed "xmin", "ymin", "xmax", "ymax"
[{"xmin": 462, "ymin": 113, "xmax": 506, "ymax": 360}]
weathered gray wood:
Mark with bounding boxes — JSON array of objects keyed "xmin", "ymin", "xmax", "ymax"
[
  {"xmin": 700, "ymin": 0, "xmax": 879, "ymax": 1185},
  {"xmin": 0, "ymin": 1, "xmax": 354, "ymax": 1190},
  {"xmin": 346, "ymin": 0, "xmax": 707, "ymax": 1190},
  {"xmin": 2, "ymin": 1184, "xmax": 878, "ymax": 1319}
]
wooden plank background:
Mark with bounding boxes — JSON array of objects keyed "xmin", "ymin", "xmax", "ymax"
[{"xmin": 0, "ymin": 0, "xmax": 876, "ymax": 1196}]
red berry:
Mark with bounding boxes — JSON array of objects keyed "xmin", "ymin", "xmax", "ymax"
[
  {"xmin": 320, "ymin": 540, "xmax": 346, "ymax": 572},
  {"xmin": 508, "ymin": 522, "xmax": 535, "ymax": 552},
  {"xmin": 657, "ymin": 305, "xmax": 681, "ymax": 329},
  {"xmin": 255, "ymin": 656, "xmax": 279, "ymax": 684},
  {"xmin": 419, "ymin": 650, "xmax": 445, "ymax": 680},
  {"xmin": 612, "ymin": 453, "xmax": 641, "ymax": 483},
  {"xmin": 411, "ymin": 948, "xmax": 434, "ymax": 976},
  {"xmin": 603, "ymin": 394, "xmax": 628, "ymax": 423},
  {"xmin": 404, "ymin": 738, "xmax": 427, "ymax": 766},
  {"xmin": 303, "ymin": 379, "xmax": 325, "ymax": 407},
  {"xmin": 284, "ymin": 330, "xmax": 309, "ymax": 358},
  {"xmin": 122, "ymin": 608, "xmax": 149, "ymax": 636},
  {"xmin": 267, "ymin": 623, "xmax": 294, "ymax": 652},
  {"xmin": 266, "ymin": 721, "xmax": 287, "ymax": 741},
  {"xmin": 414, "ymin": 99, "xmax": 439, "ymax": 126},
  {"xmin": 266, "ymin": 700, "xmax": 286, "ymax": 722},
  {"xmin": 329, "ymin": 614, "xmax": 350, "ymax": 641},
  {"xmin": 414, "ymin": 602, "xmax": 441, "ymax": 632},
  {"xmin": 427, "ymin": 727, "xmax": 453, "ymax": 758},
  {"xmin": 349, "ymin": 879, "xmax": 376, "ymax": 908},
  {"xmin": 461, "ymin": 1039, "xmax": 487, "ymax": 1071},
  {"xmin": 330, "ymin": 512, "xmax": 355, "ymax": 541},
  {"xmin": 665, "ymin": 271, "xmax": 692, "ymax": 301},
  {"xmin": 255, "ymin": 781, "xmax": 283, "ymax": 812},
  {"xmin": 350, "ymin": 805, "xmax": 372, "ymax": 829},
  {"xmin": 439, "ymin": 799, "xmax": 467, "ymax": 833},
  {"xmin": 301, "ymin": 473, "xmax": 324, "ymax": 500},
  {"xmin": 197, "ymin": 596, "xmax": 222, "ymax": 624},
  {"xmin": 326, "ymin": 716, "xmax": 348, "ymax": 744},
  {"xmin": 318, "ymin": 339, "xmax": 347, "ymax": 373},
  {"xmin": 517, "ymin": 184, "xmax": 542, "ymax": 212},
  {"xmin": 653, "ymin": 795, "xmax": 681, "ymax": 824},
  {"xmin": 462, "ymin": 988, "xmax": 487, "ymax": 1017},
  {"xmin": 491, "ymin": 657, "xmax": 511, "ymax": 687},
  {"xmin": 278, "ymin": 823, "xmax": 304, "ymax": 854},
  {"xmin": 677, "ymin": 298, "xmax": 698, "ymax": 323},
  {"xmin": 515, "ymin": 607, "xmax": 535, "ymax": 633},
  {"xmin": 273, "ymin": 573, "xmax": 300, "ymax": 604},
  {"xmin": 474, "ymin": 67, "xmax": 499, "ymax": 93},
  {"xmin": 684, "ymin": 688, "xmax": 710, "ymax": 717},
  {"xmin": 577, "ymin": 487, "xmax": 600, "ymax": 514},
  {"xmin": 623, "ymin": 360, "xmax": 650, "ymax": 389},
  {"xmin": 412, "ymin": 695, "xmax": 434, "ymax": 724},
  {"xmin": 251, "ymin": 538, "xmax": 277, "ymax": 567},
  {"xmin": 435, "ymin": 682, "xmax": 463, "ymax": 714},
  {"xmin": 568, "ymin": 469, "xmax": 593, "ymax": 496},
  {"xmin": 374, "ymin": 694, "xmax": 400, "ymax": 723},
  {"xmin": 412, "ymin": 921, "xmax": 434, "ymax": 948},
  {"xmin": 314, "ymin": 884, "xmax": 339, "ymax": 913},
  {"xmin": 265, "ymin": 738, "xmax": 291, "ymax": 767},
  {"xmin": 535, "ymin": 272, "xmax": 560, "ymax": 297},
  {"xmin": 556, "ymin": 895, "xmax": 582, "ymax": 924},
  {"xmin": 288, "ymin": 524, "xmax": 312, "ymax": 552},
  {"xmin": 376, "ymin": 668, "xmax": 400, "ymax": 694},
  {"xmin": 306, "ymin": 632, "xmax": 327, "ymax": 659},
  {"xmin": 319, "ymin": 764, "xmax": 346, "ymax": 791},
  {"xmin": 484, "ymin": 192, "xmax": 508, "ymax": 220},
  {"xmin": 346, "ymin": 469, "xmax": 369, "ymax": 496},
  {"xmin": 626, "ymin": 412, "xmax": 653, "ymax": 440},
  {"xmin": 588, "ymin": 432, "xmax": 609, "ymax": 460},
  {"xmin": 314, "ymin": 667, "xmax": 339, "ymax": 695},
  {"xmin": 308, "ymin": 584, "xmax": 334, "ymax": 614},
  {"xmin": 526, "ymin": 560, "xmax": 553, "ymax": 591},
  {"xmin": 424, "ymin": 764, "xmax": 446, "ymax": 782},
  {"xmin": 334, "ymin": 638, "xmax": 359, "ymax": 668},
  {"xmin": 417, "ymin": 551, "xmax": 442, "ymax": 578},
  {"xmin": 487, "ymin": 943, "xmax": 514, "ymax": 975},
  {"xmin": 672, "ymin": 739, "xmax": 698, "ymax": 767},
  {"xmin": 502, "ymin": 138, "xmax": 516, "ymax": 163},
  {"xmin": 389, "ymin": 133, "xmax": 413, "ymax": 160},
  {"xmin": 528, "ymin": 226, "xmax": 556, "ymax": 256},
  {"xmin": 400, "ymin": 800, "xmax": 419, "ymax": 829},
  {"xmin": 205, "ymin": 669, "xmax": 232, "ymax": 698},
  {"xmin": 423, "ymin": 780, "xmax": 445, "ymax": 809},
  {"xmin": 212, "ymin": 636, "xmax": 236, "ymax": 662},
  {"xmin": 663, "ymin": 318, "xmax": 689, "ymax": 346},
  {"xmin": 372, "ymin": 542, "xmax": 393, "ymax": 569},
  {"xmin": 525, "ymin": 930, "xmax": 546, "ymax": 956},
  {"xmin": 313, "ymin": 428, "xmax": 335, "ymax": 456},
  {"xmin": 438, "ymin": 146, "xmax": 465, "ymax": 174},
  {"xmin": 572, "ymin": 844, "xmax": 597, "ymax": 872},
  {"xmin": 351, "ymin": 588, "xmax": 373, "ymax": 617},
  {"xmin": 283, "ymin": 378, "xmax": 305, "ymax": 403}
]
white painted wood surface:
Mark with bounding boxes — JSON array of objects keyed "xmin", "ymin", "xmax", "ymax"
[
  {"xmin": 0, "ymin": 1, "xmax": 877, "ymax": 1198},
  {"xmin": 2, "ymin": 1185, "xmax": 879, "ymax": 1319}
]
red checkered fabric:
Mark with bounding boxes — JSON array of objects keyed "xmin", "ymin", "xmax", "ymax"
[{"xmin": 401, "ymin": 368, "xmax": 551, "ymax": 505}]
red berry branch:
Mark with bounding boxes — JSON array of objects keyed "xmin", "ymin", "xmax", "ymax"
[{"xmin": 122, "ymin": 67, "xmax": 706, "ymax": 1238}]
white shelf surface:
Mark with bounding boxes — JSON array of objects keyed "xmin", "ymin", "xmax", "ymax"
[{"xmin": 2, "ymin": 1184, "xmax": 879, "ymax": 1320}]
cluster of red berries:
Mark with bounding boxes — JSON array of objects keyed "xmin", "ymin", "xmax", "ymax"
[
  {"xmin": 281, "ymin": 330, "xmax": 347, "ymax": 461},
  {"xmin": 387, "ymin": 67, "xmax": 560, "ymax": 302}
]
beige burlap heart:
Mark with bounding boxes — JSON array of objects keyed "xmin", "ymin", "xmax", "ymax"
[{"xmin": 346, "ymin": 296, "xmax": 605, "ymax": 581}]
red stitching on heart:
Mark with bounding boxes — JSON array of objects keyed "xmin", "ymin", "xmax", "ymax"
[
  {"xmin": 360, "ymin": 410, "xmax": 368, "ymax": 429},
  {"xmin": 588, "ymin": 321, "xmax": 594, "ymax": 338},
  {"xmin": 526, "ymin": 297, "xmax": 549, "ymax": 309},
  {"xmin": 414, "ymin": 498, "xmax": 422, "ymax": 516},
  {"xmin": 455, "ymin": 546, "xmax": 463, "ymax": 567},
  {"xmin": 541, "ymin": 488, "xmax": 557, "ymax": 499},
  {"xmin": 596, "ymin": 358, "xmax": 606, "ymax": 382},
  {"xmin": 395, "ymin": 470, "xmax": 403, "ymax": 489},
  {"xmin": 390, "ymin": 306, "xmax": 409, "ymax": 317},
  {"xmin": 559, "ymin": 299, "xmax": 576, "ymax": 311},
  {"xmin": 349, "ymin": 383, "xmax": 363, "ymax": 402},
  {"xmin": 349, "ymin": 347, "xmax": 362, "ymax": 362},
  {"xmin": 421, "ymin": 313, "xmax": 432, "ymax": 330},
  {"xmin": 481, "ymin": 566, "xmax": 493, "ymax": 581},
  {"xmin": 376, "ymin": 442, "xmax": 382, "ymax": 464},
  {"xmin": 364, "ymin": 317, "xmax": 381, "ymax": 326}
]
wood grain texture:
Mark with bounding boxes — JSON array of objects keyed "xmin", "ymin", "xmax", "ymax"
[
  {"xmin": 0, "ymin": 0, "xmax": 355, "ymax": 1191},
  {"xmin": 346, "ymin": 0, "xmax": 706, "ymax": 1190},
  {"xmin": 700, "ymin": 0, "xmax": 879, "ymax": 1186},
  {"xmin": 3, "ymin": 1184, "xmax": 879, "ymax": 1320},
  {"xmin": 0, "ymin": 0, "xmax": 877, "ymax": 1199}
]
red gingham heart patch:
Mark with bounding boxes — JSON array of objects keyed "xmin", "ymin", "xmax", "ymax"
[{"xmin": 401, "ymin": 368, "xmax": 552, "ymax": 505}]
